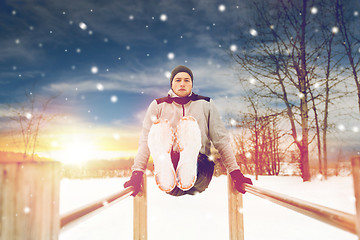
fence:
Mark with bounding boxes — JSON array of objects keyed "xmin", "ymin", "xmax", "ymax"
[{"xmin": 0, "ymin": 156, "xmax": 359, "ymax": 239}]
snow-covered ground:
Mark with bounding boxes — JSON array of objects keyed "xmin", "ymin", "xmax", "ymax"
[{"xmin": 59, "ymin": 175, "xmax": 357, "ymax": 240}]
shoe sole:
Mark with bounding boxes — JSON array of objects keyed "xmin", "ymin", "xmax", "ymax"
[
  {"xmin": 148, "ymin": 119, "xmax": 176, "ymax": 192},
  {"xmin": 175, "ymin": 116, "xmax": 201, "ymax": 190}
]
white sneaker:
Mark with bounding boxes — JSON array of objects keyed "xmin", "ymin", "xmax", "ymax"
[
  {"xmin": 175, "ymin": 116, "xmax": 201, "ymax": 190},
  {"xmin": 148, "ymin": 119, "xmax": 176, "ymax": 192}
]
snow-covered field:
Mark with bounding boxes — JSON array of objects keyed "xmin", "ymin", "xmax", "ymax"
[{"xmin": 59, "ymin": 175, "xmax": 357, "ymax": 240}]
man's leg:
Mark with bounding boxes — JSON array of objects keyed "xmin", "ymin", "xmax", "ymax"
[
  {"xmin": 148, "ymin": 119, "xmax": 176, "ymax": 192},
  {"xmin": 175, "ymin": 116, "xmax": 202, "ymax": 190},
  {"xmin": 167, "ymin": 153, "xmax": 215, "ymax": 196}
]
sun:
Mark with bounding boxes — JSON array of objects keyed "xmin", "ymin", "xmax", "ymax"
[{"xmin": 54, "ymin": 135, "xmax": 98, "ymax": 165}]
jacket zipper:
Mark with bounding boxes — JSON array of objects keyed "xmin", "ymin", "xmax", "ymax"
[{"xmin": 182, "ymin": 104, "xmax": 185, "ymax": 117}]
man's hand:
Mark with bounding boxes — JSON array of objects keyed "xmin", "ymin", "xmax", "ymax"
[
  {"xmin": 124, "ymin": 171, "xmax": 144, "ymax": 197},
  {"xmin": 230, "ymin": 169, "xmax": 253, "ymax": 194}
]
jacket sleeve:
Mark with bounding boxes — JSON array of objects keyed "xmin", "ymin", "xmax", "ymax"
[
  {"xmin": 208, "ymin": 99, "xmax": 240, "ymax": 174},
  {"xmin": 131, "ymin": 100, "xmax": 158, "ymax": 173}
]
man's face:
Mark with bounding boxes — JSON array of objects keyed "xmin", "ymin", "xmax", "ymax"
[{"xmin": 171, "ymin": 72, "xmax": 192, "ymax": 97}]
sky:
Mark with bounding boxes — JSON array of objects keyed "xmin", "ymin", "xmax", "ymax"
[
  {"xmin": 0, "ymin": 0, "xmax": 359, "ymax": 163},
  {"xmin": 0, "ymin": 0, "xmax": 251, "ymax": 163}
]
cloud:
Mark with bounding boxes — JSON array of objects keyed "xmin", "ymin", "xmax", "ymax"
[
  {"xmin": 42, "ymin": 60, "xmax": 246, "ymax": 99},
  {"xmin": 42, "ymin": 69, "xmax": 170, "ymax": 97}
]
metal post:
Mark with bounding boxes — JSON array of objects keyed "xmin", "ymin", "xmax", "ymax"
[
  {"xmin": 227, "ymin": 175, "xmax": 244, "ymax": 240},
  {"xmin": 351, "ymin": 156, "xmax": 360, "ymax": 239},
  {"xmin": 133, "ymin": 174, "xmax": 147, "ymax": 240}
]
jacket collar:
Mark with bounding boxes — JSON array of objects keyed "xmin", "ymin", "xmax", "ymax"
[{"xmin": 167, "ymin": 89, "xmax": 194, "ymax": 105}]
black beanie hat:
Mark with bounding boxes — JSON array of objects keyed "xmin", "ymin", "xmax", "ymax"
[{"xmin": 170, "ymin": 65, "xmax": 193, "ymax": 86}]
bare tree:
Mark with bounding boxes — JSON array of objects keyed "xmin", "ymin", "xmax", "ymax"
[
  {"xmin": 232, "ymin": 0, "xmax": 321, "ymax": 181},
  {"xmin": 7, "ymin": 90, "xmax": 58, "ymax": 160},
  {"xmin": 228, "ymin": 91, "xmax": 286, "ymax": 179},
  {"xmin": 231, "ymin": 0, "xmax": 355, "ymax": 181},
  {"xmin": 335, "ymin": 0, "xmax": 360, "ymax": 113}
]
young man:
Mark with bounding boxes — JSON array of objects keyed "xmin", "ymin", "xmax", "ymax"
[{"xmin": 124, "ymin": 65, "xmax": 252, "ymax": 196}]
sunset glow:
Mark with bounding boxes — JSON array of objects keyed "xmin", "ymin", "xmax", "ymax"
[{"xmin": 53, "ymin": 136, "xmax": 97, "ymax": 164}]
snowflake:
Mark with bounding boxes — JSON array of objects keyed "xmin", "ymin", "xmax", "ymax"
[
  {"xmin": 245, "ymin": 152, "xmax": 251, "ymax": 158},
  {"xmin": 151, "ymin": 115, "xmax": 158, "ymax": 122},
  {"xmin": 168, "ymin": 52, "xmax": 175, "ymax": 60},
  {"xmin": 352, "ymin": 126, "xmax": 359, "ymax": 133},
  {"xmin": 110, "ymin": 95, "xmax": 118, "ymax": 103},
  {"xmin": 129, "ymin": 15, "xmax": 134, "ymax": 20},
  {"xmin": 25, "ymin": 112, "xmax": 32, "ymax": 120},
  {"xmin": 298, "ymin": 92, "xmax": 305, "ymax": 99},
  {"xmin": 91, "ymin": 66, "xmax": 98, "ymax": 74},
  {"xmin": 160, "ymin": 14, "xmax": 167, "ymax": 22},
  {"xmin": 338, "ymin": 124, "xmax": 345, "ymax": 131},
  {"xmin": 314, "ymin": 82, "xmax": 320, "ymax": 88},
  {"xmin": 230, "ymin": 119, "xmax": 237, "ymax": 126},
  {"xmin": 79, "ymin": 22, "xmax": 87, "ymax": 30},
  {"xmin": 218, "ymin": 4, "xmax": 226, "ymax": 12},
  {"xmin": 113, "ymin": 133, "xmax": 120, "ymax": 140},
  {"xmin": 164, "ymin": 71, "xmax": 171, "ymax": 79},
  {"xmin": 15, "ymin": 39, "xmax": 20, "ymax": 44},
  {"xmin": 331, "ymin": 26, "xmax": 339, "ymax": 34},
  {"xmin": 23, "ymin": 207, "xmax": 31, "ymax": 214},
  {"xmin": 76, "ymin": 48, "xmax": 81, "ymax": 53},
  {"xmin": 250, "ymin": 29, "xmax": 258, "ymax": 36},
  {"xmin": 230, "ymin": 44, "xmax": 237, "ymax": 52},
  {"xmin": 249, "ymin": 77, "xmax": 256, "ymax": 84},
  {"xmin": 96, "ymin": 83, "xmax": 104, "ymax": 91},
  {"xmin": 12, "ymin": 10, "xmax": 16, "ymax": 15},
  {"xmin": 354, "ymin": 11, "xmax": 359, "ymax": 16},
  {"xmin": 310, "ymin": 7, "xmax": 318, "ymax": 14}
]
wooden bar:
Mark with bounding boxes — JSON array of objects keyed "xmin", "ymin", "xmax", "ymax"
[
  {"xmin": 0, "ymin": 161, "xmax": 61, "ymax": 240},
  {"xmin": 133, "ymin": 174, "xmax": 147, "ymax": 240},
  {"xmin": 227, "ymin": 175, "xmax": 244, "ymax": 240},
  {"xmin": 243, "ymin": 183, "xmax": 356, "ymax": 234},
  {"xmin": 60, "ymin": 186, "xmax": 134, "ymax": 230},
  {"xmin": 351, "ymin": 156, "xmax": 360, "ymax": 239}
]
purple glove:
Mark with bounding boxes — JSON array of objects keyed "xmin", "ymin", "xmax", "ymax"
[
  {"xmin": 230, "ymin": 170, "xmax": 253, "ymax": 194},
  {"xmin": 124, "ymin": 171, "xmax": 144, "ymax": 197}
]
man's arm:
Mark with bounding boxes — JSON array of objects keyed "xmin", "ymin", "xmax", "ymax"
[
  {"xmin": 131, "ymin": 100, "xmax": 158, "ymax": 172},
  {"xmin": 207, "ymin": 99, "xmax": 240, "ymax": 173}
]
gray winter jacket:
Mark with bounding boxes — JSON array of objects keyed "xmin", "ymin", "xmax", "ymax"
[{"xmin": 131, "ymin": 90, "xmax": 240, "ymax": 174}]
